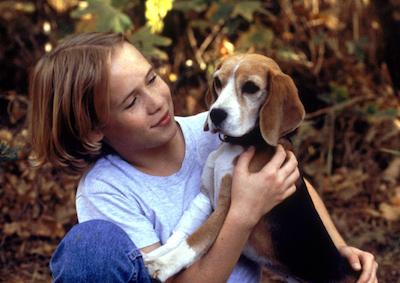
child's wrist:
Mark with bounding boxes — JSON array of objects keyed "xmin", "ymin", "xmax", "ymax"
[{"xmin": 227, "ymin": 206, "xmax": 258, "ymax": 231}]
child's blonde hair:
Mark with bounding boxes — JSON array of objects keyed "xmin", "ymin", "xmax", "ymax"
[{"xmin": 29, "ymin": 32, "xmax": 126, "ymax": 174}]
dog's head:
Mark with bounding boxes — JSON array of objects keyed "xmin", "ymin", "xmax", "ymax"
[{"xmin": 205, "ymin": 54, "xmax": 305, "ymax": 146}]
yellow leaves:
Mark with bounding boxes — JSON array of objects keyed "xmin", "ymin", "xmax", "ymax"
[
  {"xmin": 47, "ymin": 0, "xmax": 78, "ymax": 13},
  {"xmin": 145, "ymin": 0, "xmax": 173, "ymax": 33}
]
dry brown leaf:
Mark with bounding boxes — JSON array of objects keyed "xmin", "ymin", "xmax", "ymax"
[
  {"xmin": 390, "ymin": 186, "xmax": 400, "ymax": 207},
  {"xmin": 379, "ymin": 202, "xmax": 400, "ymax": 221},
  {"xmin": 28, "ymin": 243, "xmax": 54, "ymax": 256},
  {"xmin": 363, "ymin": 208, "xmax": 381, "ymax": 218},
  {"xmin": 382, "ymin": 157, "xmax": 400, "ymax": 184},
  {"xmin": 33, "ymin": 220, "xmax": 65, "ymax": 238}
]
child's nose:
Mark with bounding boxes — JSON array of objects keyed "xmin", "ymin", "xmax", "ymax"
[{"xmin": 145, "ymin": 91, "xmax": 163, "ymax": 114}]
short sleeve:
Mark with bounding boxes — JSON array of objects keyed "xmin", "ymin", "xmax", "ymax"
[{"xmin": 76, "ymin": 192, "xmax": 160, "ymax": 249}]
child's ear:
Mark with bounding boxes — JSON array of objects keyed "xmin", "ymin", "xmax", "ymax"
[{"xmin": 88, "ymin": 130, "xmax": 104, "ymax": 143}]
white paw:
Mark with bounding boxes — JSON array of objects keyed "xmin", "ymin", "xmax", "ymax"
[
  {"xmin": 144, "ymin": 241, "xmax": 199, "ymax": 282},
  {"xmin": 144, "ymin": 254, "xmax": 175, "ymax": 282}
]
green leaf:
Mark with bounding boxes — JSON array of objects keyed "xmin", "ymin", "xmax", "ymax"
[
  {"xmin": 207, "ymin": 2, "xmax": 234, "ymax": 23},
  {"xmin": 236, "ymin": 24, "xmax": 274, "ymax": 51},
  {"xmin": 0, "ymin": 142, "xmax": 17, "ymax": 164},
  {"xmin": 190, "ymin": 19, "xmax": 213, "ymax": 32},
  {"xmin": 129, "ymin": 26, "xmax": 172, "ymax": 60},
  {"xmin": 329, "ymin": 82, "xmax": 349, "ymax": 103},
  {"xmin": 71, "ymin": 0, "xmax": 133, "ymax": 32},
  {"xmin": 318, "ymin": 83, "xmax": 349, "ymax": 105},
  {"xmin": 232, "ymin": 1, "xmax": 262, "ymax": 22},
  {"xmin": 364, "ymin": 104, "xmax": 399, "ymax": 118},
  {"xmin": 112, "ymin": 0, "xmax": 139, "ymax": 9},
  {"xmin": 345, "ymin": 37, "xmax": 368, "ymax": 62},
  {"xmin": 276, "ymin": 48, "xmax": 308, "ymax": 64},
  {"xmin": 173, "ymin": 0, "xmax": 209, "ymax": 13}
]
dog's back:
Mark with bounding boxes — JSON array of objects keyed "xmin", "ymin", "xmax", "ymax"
[{"xmin": 265, "ymin": 176, "xmax": 359, "ymax": 282}]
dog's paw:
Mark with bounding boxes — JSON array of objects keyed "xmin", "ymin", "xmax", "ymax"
[
  {"xmin": 144, "ymin": 256, "xmax": 173, "ymax": 282},
  {"xmin": 144, "ymin": 241, "xmax": 199, "ymax": 282}
]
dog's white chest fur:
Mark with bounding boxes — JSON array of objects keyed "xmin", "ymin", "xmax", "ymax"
[{"xmin": 202, "ymin": 143, "xmax": 245, "ymax": 208}]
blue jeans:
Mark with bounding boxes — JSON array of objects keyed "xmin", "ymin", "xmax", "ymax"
[{"xmin": 50, "ymin": 220, "xmax": 153, "ymax": 282}]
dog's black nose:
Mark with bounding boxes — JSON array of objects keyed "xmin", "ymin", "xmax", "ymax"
[{"xmin": 210, "ymin": 108, "xmax": 227, "ymax": 127}]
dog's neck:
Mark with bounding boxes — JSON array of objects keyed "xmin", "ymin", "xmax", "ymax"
[
  {"xmin": 220, "ymin": 126, "xmax": 265, "ymax": 147},
  {"xmin": 220, "ymin": 126, "xmax": 293, "ymax": 150}
]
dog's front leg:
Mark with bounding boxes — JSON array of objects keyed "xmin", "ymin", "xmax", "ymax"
[
  {"xmin": 143, "ymin": 231, "xmax": 188, "ymax": 261},
  {"xmin": 145, "ymin": 175, "xmax": 232, "ymax": 282}
]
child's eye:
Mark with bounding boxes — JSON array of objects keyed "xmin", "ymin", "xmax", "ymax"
[
  {"xmin": 126, "ymin": 97, "xmax": 137, "ymax": 109},
  {"xmin": 149, "ymin": 74, "xmax": 157, "ymax": 84}
]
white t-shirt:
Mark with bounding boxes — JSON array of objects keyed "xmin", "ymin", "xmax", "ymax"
[{"xmin": 76, "ymin": 112, "xmax": 261, "ymax": 282}]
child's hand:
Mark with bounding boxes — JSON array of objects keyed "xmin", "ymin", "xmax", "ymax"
[
  {"xmin": 338, "ymin": 246, "xmax": 378, "ymax": 283},
  {"xmin": 230, "ymin": 145, "xmax": 299, "ymax": 228}
]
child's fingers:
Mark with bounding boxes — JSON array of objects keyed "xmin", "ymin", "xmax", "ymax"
[
  {"xmin": 340, "ymin": 246, "xmax": 362, "ymax": 271},
  {"xmin": 261, "ymin": 145, "xmax": 286, "ymax": 173},
  {"xmin": 279, "ymin": 151, "xmax": 298, "ymax": 177},
  {"xmin": 369, "ymin": 262, "xmax": 378, "ymax": 283},
  {"xmin": 235, "ymin": 146, "xmax": 256, "ymax": 174},
  {"xmin": 281, "ymin": 185, "xmax": 296, "ymax": 200},
  {"xmin": 282, "ymin": 168, "xmax": 300, "ymax": 190},
  {"xmin": 357, "ymin": 250, "xmax": 376, "ymax": 283}
]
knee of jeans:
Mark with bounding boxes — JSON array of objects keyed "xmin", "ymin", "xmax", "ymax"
[{"xmin": 50, "ymin": 220, "xmax": 149, "ymax": 283}]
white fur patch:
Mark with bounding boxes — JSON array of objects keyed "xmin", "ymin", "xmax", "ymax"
[
  {"xmin": 144, "ymin": 240, "xmax": 200, "ymax": 282},
  {"xmin": 143, "ymin": 231, "xmax": 188, "ymax": 260}
]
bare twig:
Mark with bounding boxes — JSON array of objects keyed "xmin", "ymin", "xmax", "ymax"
[
  {"xmin": 305, "ymin": 95, "xmax": 374, "ymax": 119},
  {"xmin": 187, "ymin": 24, "xmax": 222, "ymax": 68}
]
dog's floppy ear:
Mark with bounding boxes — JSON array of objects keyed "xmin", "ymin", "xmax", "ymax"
[
  {"xmin": 205, "ymin": 61, "xmax": 223, "ymax": 109},
  {"xmin": 203, "ymin": 88, "xmax": 214, "ymax": 131},
  {"xmin": 204, "ymin": 79, "xmax": 219, "ymax": 131},
  {"xmin": 204, "ymin": 86, "xmax": 217, "ymax": 109},
  {"xmin": 204, "ymin": 62, "xmax": 223, "ymax": 131},
  {"xmin": 259, "ymin": 71, "xmax": 305, "ymax": 146}
]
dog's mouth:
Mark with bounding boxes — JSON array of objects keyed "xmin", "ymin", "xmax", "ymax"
[
  {"xmin": 210, "ymin": 123, "xmax": 231, "ymax": 136},
  {"xmin": 220, "ymin": 126, "xmax": 264, "ymax": 146},
  {"xmin": 207, "ymin": 118, "xmax": 264, "ymax": 146},
  {"xmin": 211, "ymin": 126, "xmax": 222, "ymax": 134}
]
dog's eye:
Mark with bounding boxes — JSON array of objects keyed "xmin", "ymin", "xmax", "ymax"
[
  {"xmin": 214, "ymin": 77, "xmax": 222, "ymax": 91},
  {"xmin": 242, "ymin": 81, "xmax": 260, "ymax": 94}
]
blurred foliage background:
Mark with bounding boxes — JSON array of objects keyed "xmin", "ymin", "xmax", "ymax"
[{"xmin": 0, "ymin": 0, "xmax": 399, "ymax": 282}]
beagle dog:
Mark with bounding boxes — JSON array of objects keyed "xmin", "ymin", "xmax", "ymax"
[{"xmin": 144, "ymin": 54, "xmax": 359, "ymax": 282}]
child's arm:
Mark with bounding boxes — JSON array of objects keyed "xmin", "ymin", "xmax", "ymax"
[
  {"xmin": 304, "ymin": 179, "xmax": 378, "ymax": 283},
  {"xmin": 304, "ymin": 178, "xmax": 346, "ymax": 247}
]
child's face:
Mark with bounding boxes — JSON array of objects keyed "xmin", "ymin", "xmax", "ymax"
[{"xmin": 99, "ymin": 42, "xmax": 177, "ymax": 157}]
